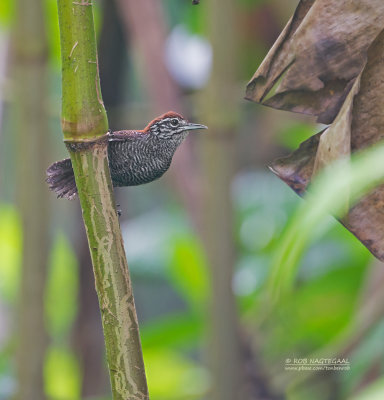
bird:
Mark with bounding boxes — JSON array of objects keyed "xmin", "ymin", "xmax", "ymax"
[{"xmin": 46, "ymin": 111, "xmax": 207, "ymax": 200}]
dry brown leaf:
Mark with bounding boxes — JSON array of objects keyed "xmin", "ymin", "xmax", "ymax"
[
  {"xmin": 312, "ymin": 76, "xmax": 360, "ymax": 176},
  {"xmin": 311, "ymin": 75, "xmax": 362, "ymax": 214},
  {"xmin": 246, "ymin": 0, "xmax": 384, "ymax": 124},
  {"xmin": 270, "ymin": 30, "xmax": 384, "ymax": 260}
]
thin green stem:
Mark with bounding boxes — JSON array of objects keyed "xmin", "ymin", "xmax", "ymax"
[{"xmin": 58, "ymin": 0, "xmax": 108, "ymax": 140}]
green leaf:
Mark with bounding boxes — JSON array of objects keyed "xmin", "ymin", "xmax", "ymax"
[
  {"xmin": 141, "ymin": 312, "xmax": 202, "ymax": 350},
  {"xmin": 45, "ymin": 233, "xmax": 79, "ymax": 338},
  {"xmin": 268, "ymin": 142, "xmax": 384, "ymax": 302},
  {"xmin": 265, "ymin": 264, "xmax": 366, "ymax": 358},
  {"xmin": 0, "ymin": 0, "xmax": 14, "ymax": 28},
  {"xmin": 44, "ymin": 346, "xmax": 81, "ymax": 400},
  {"xmin": 44, "ymin": 0, "xmax": 61, "ymax": 67},
  {"xmin": 168, "ymin": 235, "xmax": 209, "ymax": 310},
  {"xmin": 0, "ymin": 204, "xmax": 21, "ymax": 302},
  {"xmin": 144, "ymin": 348, "xmax": 208, "ymax": 400}
]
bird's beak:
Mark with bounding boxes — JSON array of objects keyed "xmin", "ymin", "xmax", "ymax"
[{"xmin": 184, "ymin": 122, "xmax": 208, "ymax": 131}]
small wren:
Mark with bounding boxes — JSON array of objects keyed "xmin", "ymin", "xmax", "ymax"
[{"xmin": 46, "ymin": 111, "xmax": 207, "ymax": 199}]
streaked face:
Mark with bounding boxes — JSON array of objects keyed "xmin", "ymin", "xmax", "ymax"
[{"xmin": 149, "ymin": 116, "xmax": 207, "ymax": 139}]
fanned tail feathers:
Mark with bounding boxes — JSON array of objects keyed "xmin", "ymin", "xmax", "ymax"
[{"xmin": 46, "ymin": 158, "xmax": 78, "ymax": 200}]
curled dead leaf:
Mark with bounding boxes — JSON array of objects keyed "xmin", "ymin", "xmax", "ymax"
[
  {"xmin": 246, "ymin": 0, "xmax": 384, "ymax": 124},
  {"xmin": 268, "ymin": 28, "xmax": 384, "ymax": 260}
]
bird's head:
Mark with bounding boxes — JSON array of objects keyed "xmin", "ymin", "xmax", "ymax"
[{"xmin": 144, "ymin": 111, "xmax": 207, "ymax": 139}]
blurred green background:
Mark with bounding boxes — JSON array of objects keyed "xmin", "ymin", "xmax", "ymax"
[{"xmin": 0, "ymin": 0, "xmax": 383, "ymax": 399}]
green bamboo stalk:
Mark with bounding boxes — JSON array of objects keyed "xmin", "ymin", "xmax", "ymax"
[{"xmin": 56, "ymin": 1, "xmax": 149, "ymax": 399}]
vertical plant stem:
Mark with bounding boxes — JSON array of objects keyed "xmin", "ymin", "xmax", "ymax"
[
  {"xmin": 56, "ymin": 1, "xmax": 148, "ymax": 398},
  {"xmin": 199, "ymin": 0, "xmax": 244, "ymax": 399},
  {"xmin": 13, "ymin": 0, "xmax": 49, "ymax": 398}
]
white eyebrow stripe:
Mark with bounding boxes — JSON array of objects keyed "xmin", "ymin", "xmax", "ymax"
[{"xmin": 159, "ymin": 117, "xmax": 181, "ymax": 124}]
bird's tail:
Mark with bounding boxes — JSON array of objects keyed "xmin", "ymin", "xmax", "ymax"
[{"xmin": 46, "ymin": 158, "xmax": 78, "ymax": 200}]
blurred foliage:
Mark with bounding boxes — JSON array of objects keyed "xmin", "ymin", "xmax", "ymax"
[
  {"xmin": 351, "ymin": 377, "xmax": 384, "ymax": 400},
  {"xmin": 268, "ymin": 143, "xmax": 384, "ymax": 302},
  {"xmin": 0, "ymin": 161, "xmax": 375, "ymax": 399},
  {"xmin": 1, "ymin": 0, "xmax": 384, "ymax": 399},
  {"xmin": 0, "ymin": 205, "xmax": 21, "ymax": 303},
  {"xmin": 45, "ymin": 233, "xmax": 79, "ymax": 339},
  {"xmin": 168, "ymin": 235, "xmax": 209, "ymax": 311},
  {"xmin": 0, "ymin": 0, "xmax": 14, "ymax": 28},
  {"xmin": 144, "ymin": 348, "xmax": 208, "ymax": 400},
  {"xmin": 44, "ymin": 346, "xmax": 81, "ymax": 400},
  {"xmin": 44, "ymin": 0, "xmax": 60, "ymax": 66},
  {"xmin": 124, "ymin": 159, "xmax": 377, "ymax": 399},
  {"xmin": 141, "ymin": 312, "xmax": 202, "ymax": 350},
  {"xmin": 276, "ymin": 121, "xmax": 320, "ymax": 150},
  {"xmin": 342, "ymin": 321, "xmax": 384, "ymax": 397}
]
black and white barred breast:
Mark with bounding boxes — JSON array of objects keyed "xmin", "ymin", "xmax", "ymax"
[{"xmin": 107, "ymin": 134, "xmax": 175, "ymax": 187}]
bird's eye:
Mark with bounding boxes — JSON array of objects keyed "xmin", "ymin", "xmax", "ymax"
[{"xmin": 170, "ymin": 118, "xmax": 179, "ymax": 127}]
